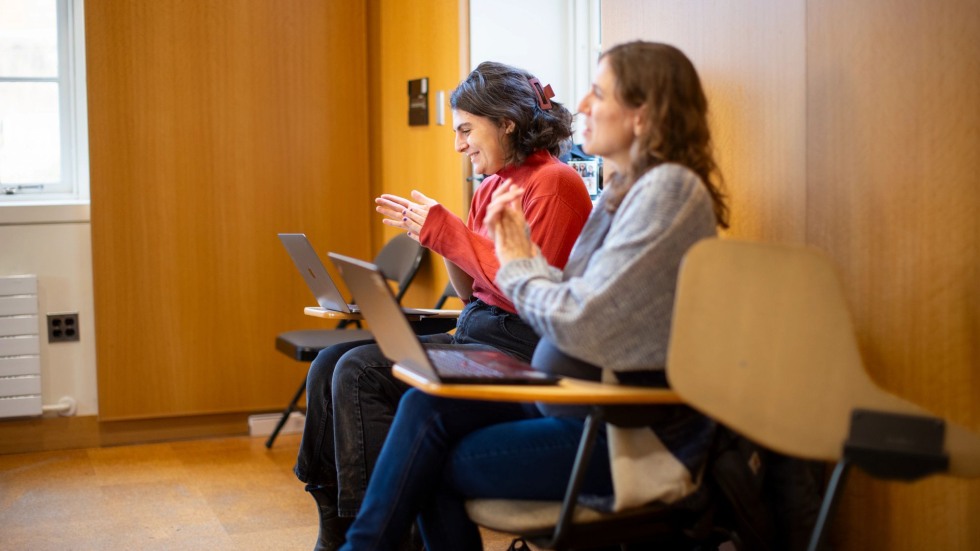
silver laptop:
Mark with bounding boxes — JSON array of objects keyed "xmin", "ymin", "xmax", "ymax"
[
  {"xmin": 279, "ymin": 233, "xmax": 363, "ymax": 313},
  {"xmin": 329, "ymin": 252, "xmax": 558, "ymax": 385},
  {"xmin": 279, "ymin": 233, "xmax": 441, "ymax": 316}
]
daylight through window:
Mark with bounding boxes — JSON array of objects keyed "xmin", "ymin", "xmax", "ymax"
[{"xmin": 0, "ymin": 0, "xmax": 88, "ymax": 203}]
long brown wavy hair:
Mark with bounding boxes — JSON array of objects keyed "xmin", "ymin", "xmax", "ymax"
[{"xmin": 600, "ymin": 42, "xmax": 729, "ymax": 228}]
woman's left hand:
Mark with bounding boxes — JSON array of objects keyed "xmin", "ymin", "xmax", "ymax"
[
  {"xmin": 375, "ymin": 190, "xmax": 438, "ymax": 241},
  {"xmin": 485, "ymin": 180, "xmax": 537, "ymax": 264}
]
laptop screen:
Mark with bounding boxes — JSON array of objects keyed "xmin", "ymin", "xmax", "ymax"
[
  {"xmin": 328, "ymin": 252, "xmax": 442, "ymax": 380},
  {"xmin": 278, "ymin": 233, "xmax": 352, "ymax": 313}
]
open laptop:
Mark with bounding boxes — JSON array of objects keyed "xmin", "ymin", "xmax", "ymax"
[
  {"xmin": 329, "ymin": 252, "xmax": 558, "ymax": 385},
  {"xmin": 279, "ymin": 233, "xmax": 443, "ymax": 316}
]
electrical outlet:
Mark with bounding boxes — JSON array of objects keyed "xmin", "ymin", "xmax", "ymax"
[{"xmin": 47, "ymin": 313, "xmax": 80, "ymax": 343}]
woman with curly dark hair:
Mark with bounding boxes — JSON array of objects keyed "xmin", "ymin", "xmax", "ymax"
[{"xmin": 295, "ymin": 62, "xmax": 593, "ymax": 551}]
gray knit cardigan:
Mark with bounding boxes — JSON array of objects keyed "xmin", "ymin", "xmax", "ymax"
[{"xmin": 496, "ymin": 163, "xmax": 719, "ymax": 511}]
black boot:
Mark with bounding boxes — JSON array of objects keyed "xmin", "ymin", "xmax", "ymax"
[
  {"xmin": 396, "ymin": 521, "xmax": 425, "ymax": 551},
  {"xmin": 310, "ymin": 488, "xmax": 354, "ymax": 551}
]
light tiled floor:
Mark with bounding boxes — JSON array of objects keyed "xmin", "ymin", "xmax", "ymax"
[{"xmin": 0, "ymin": 434, "xmax": 520, "ymax": 550}]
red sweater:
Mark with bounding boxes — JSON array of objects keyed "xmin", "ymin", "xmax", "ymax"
[{"xmin": 420, "ymin": 149, "xmax": 592, "ymax": 312}]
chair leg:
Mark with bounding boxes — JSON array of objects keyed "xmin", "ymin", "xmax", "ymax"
[
  {"xmin": 807, "ymin": 459, "xmax": 851, "ymax": 551},
  {"xmin": 544, "ymin": 412, "xmax": 603, "ymax": 550},
  {"xmin": 265, "ymin": 378, "xmax": 307, "ymax": 449}
]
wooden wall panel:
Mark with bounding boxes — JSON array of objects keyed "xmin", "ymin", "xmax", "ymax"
[
  {"xmin": 604, "ymin": 0, "xmax": 980, "ymax": 547},
  {"xmin": 367, "ymin": 0, "xmax": 468, "ymax": 308},
  {"xmin": 86, "ymin": 0, "xmax": 371, "ymax": 419},
  {"xmin": 602, "ymin": 0, "xmax": 808, "ymax": 243},
  {"xmin": 807, "ymin": 0, "xmax": 980, "ymax": 547}
]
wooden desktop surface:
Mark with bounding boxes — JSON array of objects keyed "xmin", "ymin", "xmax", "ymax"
[
  {"xmin": 305, "ymin": 307, "xmax": 679, "ymax": 406},
  {"xmin": 392, "ymin": 365, "xmax": 681, "ymax": 405},
  {"xmin": 303, "ymin": 306, "xmax": 462, "ymax": 321}
]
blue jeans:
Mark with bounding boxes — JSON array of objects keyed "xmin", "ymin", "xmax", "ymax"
[
  {"xmin": 339, "ymin": 390, "xmax": 613, "ymax": 551},
  {"xmin": 294, "ymin": 300, "xmax": 541, "ymax": 517}
]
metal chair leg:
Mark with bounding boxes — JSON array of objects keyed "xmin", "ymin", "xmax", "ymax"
[
  {"xmin": 807, "ymin": 459, "xmax": 851, "ymax": 551},
  {"xmin": 545, "ymin": 411, "xmax": 603, "ymax": 549},
  {"xmin": 265, "ymin": 379, "xmax": 307, "ymax": 449}
]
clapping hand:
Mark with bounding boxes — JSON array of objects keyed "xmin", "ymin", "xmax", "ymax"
[
  {"xmin": 485, "ymin": 180, "xmax": 537, "ymax": 264},
  {"xmin": 375, "ymin": 190, "xmax": 438, "ymax": 242}
]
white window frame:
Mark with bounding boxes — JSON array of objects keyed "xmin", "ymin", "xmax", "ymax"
[
  {"xmin": 468, "ymin": 0, "xmax": 601, "ymax": 179},
  {"xmin": 0, "ymin": 0, "xmax": 89, "ymax": 209}
]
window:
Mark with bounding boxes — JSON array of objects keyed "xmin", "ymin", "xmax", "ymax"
[
  {"xmin": 470, "ymin": 0, "xmax": 600, "ymax": 145},
  {"xmin": 0, "ymin": 0, "xmax": 88, "ymax": 204}
]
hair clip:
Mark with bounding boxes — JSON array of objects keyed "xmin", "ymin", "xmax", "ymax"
[{"xmin": 527, "ymin": 77, "xmax": 555, "ymax": 110}]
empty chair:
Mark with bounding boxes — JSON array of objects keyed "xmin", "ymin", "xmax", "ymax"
[
  {"xmin": 667, "ymin": 238, "xmax": 980, "ymax": 551},
  {"xmin": 266, "ymin": 234, "xmax": 426, "ymax": 448}
]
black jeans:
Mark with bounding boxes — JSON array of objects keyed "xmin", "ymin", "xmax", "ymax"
[{"xmin": 294, "ymin": 299, "xmax": 540, "ymax": 516}]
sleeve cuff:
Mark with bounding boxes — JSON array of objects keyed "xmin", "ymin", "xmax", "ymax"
[
  {"xmin": 418, "ymin": 204, "xmax": 452, "ymax": 252},
  {"xmin": 496, "ymin": 254, "xmax": 551, "ymax": 292}
]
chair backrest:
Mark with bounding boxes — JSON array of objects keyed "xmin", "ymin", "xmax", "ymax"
[
  {"xmin": 667, "ymin": 239, "xmax": 980, "ymax": 476},
  {"xmin": 373, "ymin": 234, "xmax": 426, "ymax": 303},
  {"xmin": 432, "ymin": 281, "xmax": 457, "ymax": 309}
]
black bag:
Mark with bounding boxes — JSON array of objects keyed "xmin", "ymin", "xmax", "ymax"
[
  {"xmin": 710, "ymin": 426, "xmax": 776, "ymax": 550},
  {"xmin": 709, "ymin": 426, "xmax": 823, "ymax": 551}
]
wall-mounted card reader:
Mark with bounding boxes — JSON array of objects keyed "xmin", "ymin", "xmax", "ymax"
[
  {"xmin": 408, "ymin": 78, "xmax": 429, "ymax": 126},
  {"xmin": 436, "ymin": 90, "xmax": 445, "ymax": 126}
]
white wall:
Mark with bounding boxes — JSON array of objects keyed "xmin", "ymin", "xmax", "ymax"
[
  {"xmin": 469, "ymin": 0, "xmax": 601, "ymax": 142},
  {"xmin": 0, "ymin": 205, "xmax": 98, "ymax": 416}
]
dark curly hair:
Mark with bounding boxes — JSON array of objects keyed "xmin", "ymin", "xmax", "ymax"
[
  {"xmin": 450, "ymin": 61, "xmax": 574, "ymax": 166},
  {"xmin": 601, "ymin": 42, "xmax": 729, "ymax": 228}
]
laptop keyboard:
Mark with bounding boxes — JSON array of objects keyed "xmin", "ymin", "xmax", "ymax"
[{"xmin": 427, "ymin": 349, "xmax": 516, "ymax": 378}]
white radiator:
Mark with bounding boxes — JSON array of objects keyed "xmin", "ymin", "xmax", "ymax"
[{"xmin": 0, "ymin": 275, "xmax": 42, "ymax": 418}]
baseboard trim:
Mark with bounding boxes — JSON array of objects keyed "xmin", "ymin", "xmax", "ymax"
[
  {"xmin": 248, "ymin": 411, "xmax": 306, "ymax": 437},
  {"xmin": 0, "ymin": 411, "xmax": 280, "ymax": 455}
]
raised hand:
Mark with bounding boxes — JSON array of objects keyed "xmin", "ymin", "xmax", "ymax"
[
  {"xmin": 375, "ymin": 190, "xmax": 438, "ymax": 241},
  {"xmin": 484, "ymin": 180, "xmax": 536, "ymax": 264}
]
